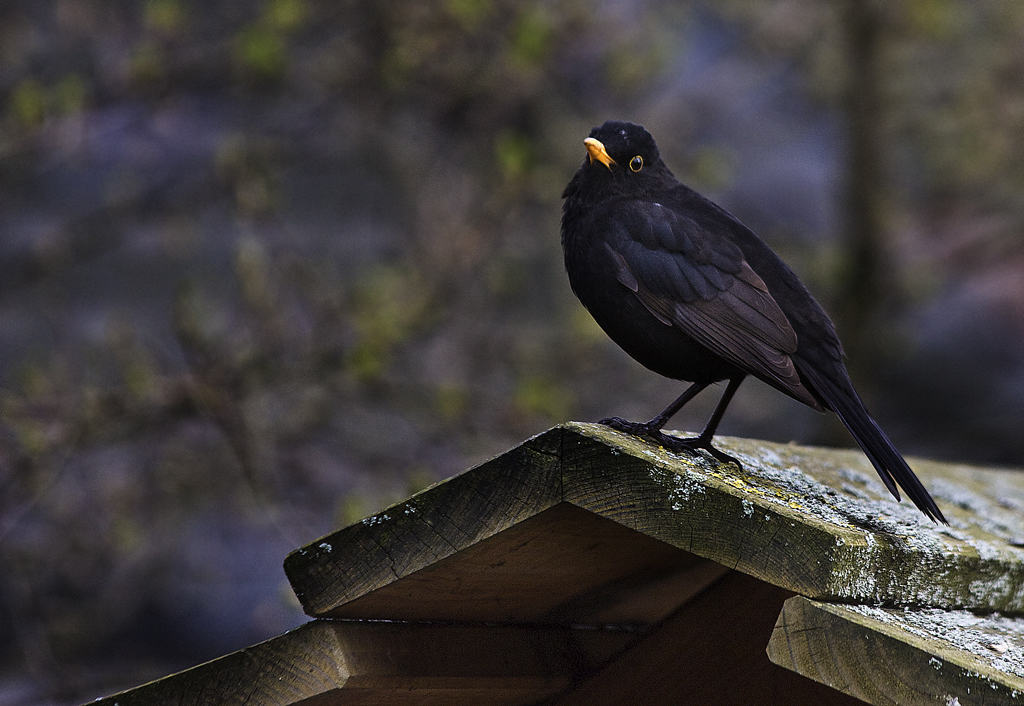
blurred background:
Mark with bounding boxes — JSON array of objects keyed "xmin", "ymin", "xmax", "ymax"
[{"xmin": 1, "ymin": 0, "xmax": 1023, "ymax": 702}]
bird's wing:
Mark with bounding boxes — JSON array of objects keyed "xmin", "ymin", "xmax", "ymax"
[{"xmin": 606, "ymin": 201, "xmax": 821, "ymax": 408}]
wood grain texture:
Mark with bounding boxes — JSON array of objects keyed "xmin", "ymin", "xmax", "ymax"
[
  {"xmin": 87, "ymin": 620, "xmax": 635, "ymax": 706},
  {"xmin": 559, "ymin": 424, "xmax": 844, "ymax": 597},
  {"xmin": 564, "ymin": 422, "xmax": 1024, "ymax": 612},
  {"xmin": 768, "ymin": 596, "xmax": 1024, "ymax": 706},
  {"xmin": 323, "ymin": 502, "xmax": 730, "ymax": 625},
  {"xmin": 286, "ymin": 423, "xmax": 1024, "ymax": 619},
  {"xmin": 284, "ymin": 431, "xmax": 563, "ymax": 616},
  {"xmin": 86, "ymin": 425, "xmax": 1024, "ymax": 706}
]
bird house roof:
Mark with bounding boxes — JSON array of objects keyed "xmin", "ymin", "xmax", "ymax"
[{"xmin": 87, "ymin": 423, "xmax": 1024, "ymax": 705}]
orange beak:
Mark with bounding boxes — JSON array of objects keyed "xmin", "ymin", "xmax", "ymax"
[{"xmin": 584, "ymin": 137, "xmax": 615, "ymax": 170}]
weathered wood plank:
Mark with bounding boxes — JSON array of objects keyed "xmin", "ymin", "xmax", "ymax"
[
  {"xmin": 322, "ymin": 501, "xmax": 730, "ymax": 625},
  {"xmin": 564, "ymin": 422, "xmax": 1024, "ymax": 612},
  {"xmin": 87, "ymin": 620, "xmax": 636, "ymax": 706},
  {"xmin": 560, "ymin": 424, "xmax": 846, "ymax": 597},
  {"xmin": 284, "ymin": 429, "xmax": 564, "ymax": 616},
  {"xmin": 286, "ymin": 423, "xmax": 1024, "ymax": 619},
  {"xmin": 86, "ymin": 425, "xmax": 1024, "ymax": 706},
  {"xmin": 768, "ymin": 596, "xmax": 1024, "ymax": 706}
]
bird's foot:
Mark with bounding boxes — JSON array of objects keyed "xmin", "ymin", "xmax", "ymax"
[
  {"xmin": 597, "ymin": 416, "xmax": 660, "ymax": 437},
  {"xmin": 598, "ymin": 417, "xmax": 741, "ymax": 469},
  {"xmin": 661, "ymin": 433, "xmax": 742, "ymax": 469}
]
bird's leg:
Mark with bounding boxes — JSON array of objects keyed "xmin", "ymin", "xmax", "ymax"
[
  {"xmin": 599, "ymin": 381, "xmax": 709, "ymax": 437},
  {"xmin": 645, "ymin": 381, "xmax": 710, "ymax": 430},
  {"xmin": 600, "ymin": 376, "xmax": 746, "ymax": 467},
  {"xmin": 664, "ymin": 375, "xmax": 745, "ymax": 467}
]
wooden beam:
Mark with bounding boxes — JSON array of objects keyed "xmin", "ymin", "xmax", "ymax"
[
  {"xmin": 86, "ymin": 620, "xmax": 637, "ymax": 706},
  {"xmin": 768, "ymin": 596, "xmax": 1024, "ymax": 706},
  {"xmin": 551, "ymin": 570, "xmax": 865, "ymax": 706},
  {"xmin": 323, "ymin": 502, "xmax": 730, "ymax": 626},
  {"xmin": 287, "ymin": 423, "xmax": 1024, "ymax": 619},
  {"xmin": 285, "ymin": 431, "xmax": 563, "ymax": 617},
  {"xmin": 85, "ymin": 425, "xmax": 1024, "ymax": 705}
]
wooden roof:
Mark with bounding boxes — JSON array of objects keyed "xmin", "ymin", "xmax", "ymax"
[{"xmin": 88, "ymin": 422, "xmax": 1024, "ymax": 705}]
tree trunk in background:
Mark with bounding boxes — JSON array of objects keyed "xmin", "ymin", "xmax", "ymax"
[
  {"xmin": 840, "ymin": 0, "xmax": 890, "ymax": 385},
  {"xmin": 810, "ymin": 0, "xmax": 892, "ymax": 449}
]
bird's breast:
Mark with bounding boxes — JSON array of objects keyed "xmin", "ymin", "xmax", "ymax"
[{"xmin": 562, "ymin": 227, "xmax": 738, "ymax": 384}]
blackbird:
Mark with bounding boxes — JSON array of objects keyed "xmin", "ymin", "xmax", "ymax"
[{"xmin": 561, "ymin": 120, "xmax": 945, "ymax": 523}]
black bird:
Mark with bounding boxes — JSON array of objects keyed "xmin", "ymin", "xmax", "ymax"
[{"xmin": 561, "ymin": 120, "xmax": 946, "ymax": 523}]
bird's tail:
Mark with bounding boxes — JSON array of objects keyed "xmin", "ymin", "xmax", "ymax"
[{"xmin": 798, "ymin": 364, "xmax": 947, "ymax": 524}]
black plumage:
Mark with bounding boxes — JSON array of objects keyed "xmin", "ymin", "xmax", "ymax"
[{"xmin": 561, "ymin": 120, "xmax": 945, "ymax": 523}]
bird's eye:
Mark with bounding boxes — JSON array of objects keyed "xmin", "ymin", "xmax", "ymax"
[{"xmin": 629, "ymin": 156, "xmax": 643, "ymax": 172}]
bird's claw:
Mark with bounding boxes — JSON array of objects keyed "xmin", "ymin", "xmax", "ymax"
[
  {"xmin": 662, "ymin": 433, "xmax": 743, "ymax": 469},
  {"xmin": 597, "ymin": 418, "xmax": 741, "ymax": 469}
]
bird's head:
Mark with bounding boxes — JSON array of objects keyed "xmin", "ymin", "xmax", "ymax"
[{"xmin": 564, "ymin": 121, "xmax": 672, "ymax": 200}]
